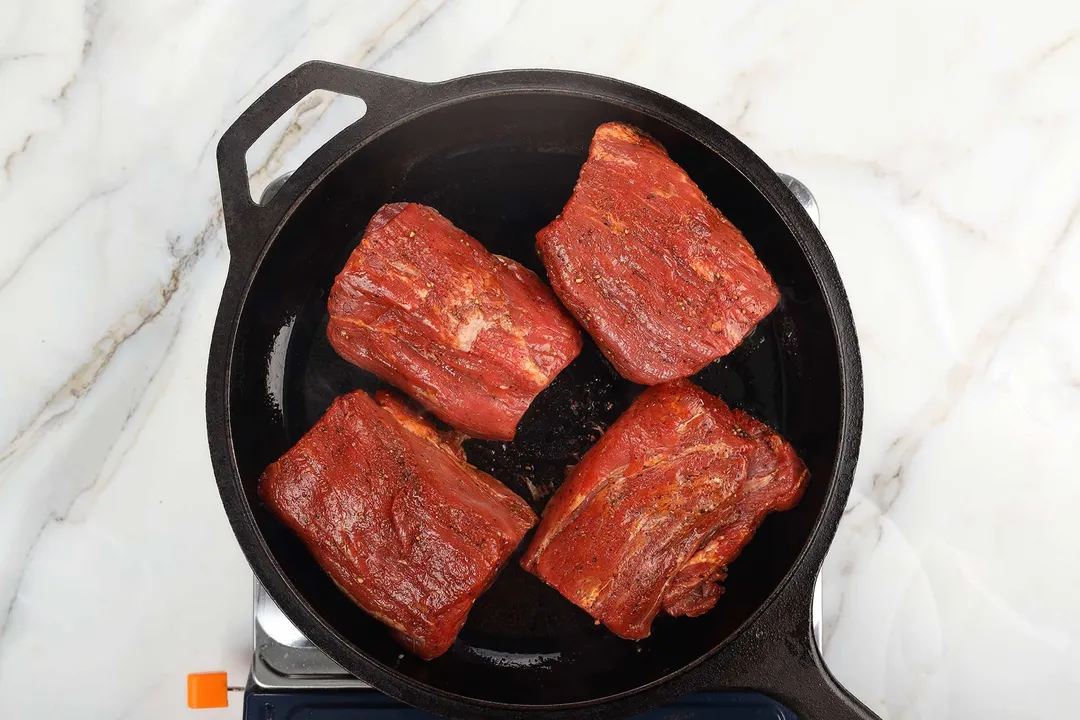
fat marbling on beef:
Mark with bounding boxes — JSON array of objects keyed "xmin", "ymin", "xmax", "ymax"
[
  {"xmin": 328, "ymin": 202, "xmax": 583, "ymax": 441},
  {"xmin": 259, "ymin": 389, "xmax": 537, "ymax": 659},
  {"xmin": 521, "ymin": 380, "xmax": 806, "ymax": 640},
  {"xmin": 536, "ymin": 122, "xmax": 780, "ymax": 385}
]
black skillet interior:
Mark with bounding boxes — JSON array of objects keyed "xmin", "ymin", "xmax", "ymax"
[{"xmin": 227, "ymin": 92, "xmax": 842, "ymax": 705}]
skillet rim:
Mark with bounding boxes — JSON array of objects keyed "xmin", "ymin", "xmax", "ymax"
[{"xmin": 207, "ymin": 63, "xmax": 864, "ymax": 716}]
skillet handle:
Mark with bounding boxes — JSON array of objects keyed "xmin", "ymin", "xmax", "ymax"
[
  {"xmin": 215, "ymin": 61, "xmax": 426, "ymax": 267},
  {"xmin": 715, "ymin": 565, "xmax": 880, "ymax": 720}
]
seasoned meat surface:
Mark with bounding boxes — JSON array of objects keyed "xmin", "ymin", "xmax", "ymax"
[
  {"xmin": 536, "ymin": 122, "xmax": 780, "ymax": 385},
  {"xmin": 259, "ymin": 389, "xmax": 538, "ymax": 659},
  {"xmin": 521, "ymin": 380, "xmax": 806, "ymax": 640},
  {"xmin": 329, "ymin": 202, "xmax": 583, "ymax": 441}
]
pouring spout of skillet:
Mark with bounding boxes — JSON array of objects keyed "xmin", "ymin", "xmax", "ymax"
[{"xmin": 207, "ymin": 61, "xmax": 875, "ymax": 719}]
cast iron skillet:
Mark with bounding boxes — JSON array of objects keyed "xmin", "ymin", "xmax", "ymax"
[{"xmin": 207, "ymin": 61, "xmax": 875, "ymax": 719}]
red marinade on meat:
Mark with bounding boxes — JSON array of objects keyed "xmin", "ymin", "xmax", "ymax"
[
  {"xmin": 536, "ymin": 122, "xmax": 780, "ymax": 385},
  {"xmin": 328, "ymin": 202, "xmax": 583, "ymax": 441},
  {"xmin": 521, "ymin": 380, "xmax": 806, "ymax": 640},
  {"xmin": 259, "ymin": 389, "xmax": 538, "ymax": 659}
]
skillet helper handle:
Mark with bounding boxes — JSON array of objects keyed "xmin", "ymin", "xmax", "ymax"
[{"xmin": 215, "ymin": 61, "xmax": 424, "ymax": 264}]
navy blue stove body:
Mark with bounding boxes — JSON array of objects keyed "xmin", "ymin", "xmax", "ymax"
[{"xmin": 243, "ymin": 688, "xmax": 795, "ymax": 719}]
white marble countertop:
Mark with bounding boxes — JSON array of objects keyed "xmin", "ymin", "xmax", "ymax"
[{"xmin": 3, "ymin": 1, "xmax": 1080, "ymax": 717}]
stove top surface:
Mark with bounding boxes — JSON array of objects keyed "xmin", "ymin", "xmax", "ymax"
[
  {"xmin": 250, "ymin": 580, "xmax": 801, "ymax": 718},
  {"xmin": 253, "ymin": 581, "xmax": 369, "ymax": 690}
]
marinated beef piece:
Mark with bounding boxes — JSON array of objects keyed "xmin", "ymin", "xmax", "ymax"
[
  {"xmin": 536, "ymin": 122, "xmax": 780, "ymax": 385},
  {"xmin": 328, "ymin": 202, "xmax": 583, "ymax": 441},
  {"xmin": 521, "ymin": 380, "xmax": 806, "ymax": 640},
  {"xmin": 259, "ymin": 389, "xmax": 537, "ymax": 659}
]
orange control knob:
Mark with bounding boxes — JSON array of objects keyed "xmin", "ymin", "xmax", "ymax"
[{"xmin": 187, "ymin": 672, "xmax": 230, "ymax": 709}]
